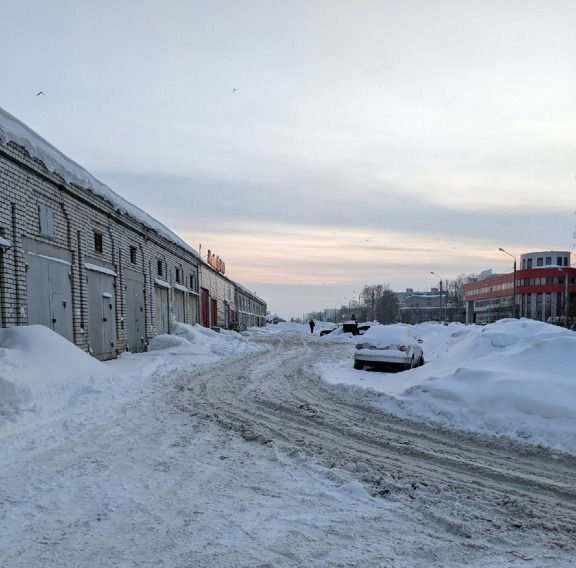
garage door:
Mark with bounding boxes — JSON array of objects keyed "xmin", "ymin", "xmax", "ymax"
[
  {"xmin": 26, "ymin": 252, "xmax": 73, "ymax": 342},
  {"xmin": 125, "ymin": 271, "xmax": 146, "ymax": 353},
  {"xmin": 155, "ymin": 285, "xmax": 169, "ymax": 335},
  {"xmin": 174, "ymin": 289, "xmax": 185, "ymax": 323},
  {"xmin": 87, "ymin": 268, "xmax": 117, "ymax": 360}
]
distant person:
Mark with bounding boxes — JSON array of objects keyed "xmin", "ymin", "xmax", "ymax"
[
  {"xmin": 351, "ymin": 314, "xmax": 357, "ymax": 323},
  {"xmin": 308, "ymin": 319, "xmax": 315, "ymax": 334}
]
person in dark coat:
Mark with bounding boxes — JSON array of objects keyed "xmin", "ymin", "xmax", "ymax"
[{"xmin": 308, "ymin": 319, "xmax": 315, "ymax": 334}]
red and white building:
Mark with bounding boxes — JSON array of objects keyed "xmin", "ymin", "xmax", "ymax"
[{"xmin": 464, "ymin": 251, "xmax": 576, "ymax": 325}]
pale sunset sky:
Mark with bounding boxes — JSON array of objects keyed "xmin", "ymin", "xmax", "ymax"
[{"xmin": 2, "ymin": 0, "xmax": 576, "ymax": 318}]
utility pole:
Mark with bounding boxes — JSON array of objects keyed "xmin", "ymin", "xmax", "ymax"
[
  {"xmin": 430, "ymin": 271, "xmax": 443, "ymax": 322},
  {"xmin": 499, "ymin": 248, "xmax": 517, "ymax": 318}
]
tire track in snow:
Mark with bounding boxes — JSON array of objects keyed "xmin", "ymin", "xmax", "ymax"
[{"xmin": 172, "ymin": 332, "xmax": 576, "ymax": 555}]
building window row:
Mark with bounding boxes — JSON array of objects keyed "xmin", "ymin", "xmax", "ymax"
[
  {"xmin": 518, "ymin": 276, "xmax": 576, "ymax": 286},
  {"xmin": 524, "ymin": 256, "xmax": 568, "ymax": 269},
  {"xmin": 466, "ymin": 281, "xmax": 513, "ymax": 297}
]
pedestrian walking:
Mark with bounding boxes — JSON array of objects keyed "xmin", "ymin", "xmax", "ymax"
[{"xmin": 308, "ymin": 319, "xmax": 315, "ymax": 334}]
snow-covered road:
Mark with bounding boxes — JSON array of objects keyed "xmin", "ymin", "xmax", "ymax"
[
  {"xmin": 2, "ymin": 328, "xmax": 576, "ymax": 566},
  {"xmin": 174, "ymin": 332, "xmax": 576, "ymax": 564}
]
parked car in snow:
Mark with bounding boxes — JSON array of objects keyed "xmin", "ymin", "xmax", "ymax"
[
  {"xmin": 320, "ymin": 323, "xmax": 371, "ymax": 337},
  {"xmin": 354, "ymin": 325, "xmax": 424, "ymax": 371},
  {"xmin": 320, "ymin": 327, "xmax": 337, "ymax": 336}
]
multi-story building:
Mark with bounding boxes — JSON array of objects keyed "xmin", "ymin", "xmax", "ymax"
[
  {"xmin": 398, "ymin": 288, "xmax": 465, "ymax": 324},
  {"xmin": 464, "ymin": 251, "xmax": 576, "ymax": 325},
  {"xmin": 0, "ymin": 106, "xmax": 266, "ymax": 359}
]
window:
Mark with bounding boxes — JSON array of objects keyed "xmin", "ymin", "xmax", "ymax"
[
  {"xmin": 157, "ymin": 259, "xmax": 163, "ymax": 277},
  {"xmin": 537, "ymin": 257, "xmax": 543, "ymax": 267},
  {"xmin": 129, "ymin": 246, "xmax": 137, "ymax": 264},
  {"xmin": 527, "ymin": 259, "xmax": 532, "ymax": 268},
  {"xmin": 94, "ymin": 231, "xmax": 103, "ymax": 254},
  {"xmin": 189, "ymin": 272, "xmax": 197, "ymax": 291},
  {"xmin": 39, "ymin": 205, "xmax": 54, "ymax": 237},
  {"xmin": 557, "ymin": 257, "xmax": 563, "ymax": 266},
  {"xmin": 175, "ymin": 267, "xmax": 182, "ymax": 284},
  {"xmin": 545, "ymin": 257, "xmax": 551, "ymax": 265},
  {"xmin": 564, "ymin": 257, "xmax": 569, "ymax": 267}
]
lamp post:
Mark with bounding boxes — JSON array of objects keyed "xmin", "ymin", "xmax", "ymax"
[
  {"xmin": 559, "ymin": 268, "xmax": 569, "ymax": 323},
  {"xmin": 430, "ymin": 271, "xmax": 443, "ymax": 322},
  {"xmin": 498, "ymin": 248, "xmax": 517, "ymax": 318}
]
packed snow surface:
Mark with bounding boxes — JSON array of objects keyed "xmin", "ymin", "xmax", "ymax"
[
  {"xmin": 3, "ymin": 319, "xmax": 574, "ymax": 455},
  {"xmin": 0, "ymin": 106, "xmax": 198, "ymax": 257},
  {"xmin": 2, "ymin": 321, "xmax": 576, "ymax": 565},
  {"xmin": 319, "ymin": 319, "xmax": 576, "ymax": 453}
]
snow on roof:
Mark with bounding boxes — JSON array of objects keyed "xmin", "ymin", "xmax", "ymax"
[{"xmin": 0, "ymin": 106, "xmax": 198, "ymax": 258}]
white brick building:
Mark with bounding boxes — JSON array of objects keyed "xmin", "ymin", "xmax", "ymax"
[{"xmin": 0, "ymin": 107, "xmax": 266, "ymax": 359}]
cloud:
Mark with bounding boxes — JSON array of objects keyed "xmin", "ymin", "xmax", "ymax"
[{"xmin": 98, "ymin": 168, "xmax": 575, "ymax": 248}]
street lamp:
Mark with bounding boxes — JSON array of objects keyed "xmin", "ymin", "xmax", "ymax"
[
  {"xmin": 498, "ymin": 248, "xmax": 517, "ymax": 318},
  {"xmin": 430, "ymin": 271, "xmax": 443, "ymax": 322},
  {"xmin": 558, "ymin": 267, "xmax": 570, "ymax": 323}
]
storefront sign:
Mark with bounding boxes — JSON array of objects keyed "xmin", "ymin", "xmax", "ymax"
[{"xmin": 207, "ymin": 249, "xmax": 226, "ymax": 274}]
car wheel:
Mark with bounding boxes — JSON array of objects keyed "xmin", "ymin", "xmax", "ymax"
[
  {"xmin": 354, "ymin": 360, "xmax": 364, "ymax": 370},
  {"xmin": 418, "ymin": 356, "xmax": 425, "ymax": 366}
]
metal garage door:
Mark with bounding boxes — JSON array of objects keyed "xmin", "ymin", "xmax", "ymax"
[
  {"xmin": 125, "ymin": 271, "xmax": 146, "ymax": 353},
  {"xmin": 155, "ymin": 285, "xmax": 169, "ymax": 335},
  {"xmin": 189, "ymin": 293, "xmax": 199, "ymax": 325},
  {"xmin": 87, "ymin": 269, "xmax": 117, "ymax": 360},
  {"xmin": 26, "ymin": 252, "xmax": 73, "ymax": 341},
  {"xmin": 174, "ymin": 289, "xmax": 185, "ymax": 323}
]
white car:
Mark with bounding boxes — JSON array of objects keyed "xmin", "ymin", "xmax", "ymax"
[{"xmin": 354, "ymin": 325, "xmax": 424, "ymax": 371}]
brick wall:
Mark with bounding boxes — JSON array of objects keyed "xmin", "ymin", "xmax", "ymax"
[{"xmin": 0, "ymin": 140, "xmax": 267, "ymax": 357}]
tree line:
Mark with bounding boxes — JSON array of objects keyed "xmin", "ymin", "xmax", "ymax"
[{"xmin": 301, "ymin": 275, "xmax": 470, "ymax": 324}]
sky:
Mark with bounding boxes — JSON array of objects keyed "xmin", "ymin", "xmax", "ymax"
[{"xmin": 2, "ymin": 0, "xmax": 576, "ymax": 318}]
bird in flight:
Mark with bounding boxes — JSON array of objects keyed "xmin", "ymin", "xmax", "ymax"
[{"xmin": 36, "ymin": 91, "xmax": 46, "ymax": 97}]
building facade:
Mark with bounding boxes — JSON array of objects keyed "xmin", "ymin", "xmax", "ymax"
[
  {"xmin": 235, "ymin": 284, "xmax": 267, "ymax": 329},
  {"xmin": 0, "ymin": 108, "xmax": 266, "ymax": 359},
  {"xmin": 398, "ymin": 288, "xmax": 465, "ymax": 324},
  {"xmin": 464, "ymin": 251, "xmax": 576, "ymax": 325}
]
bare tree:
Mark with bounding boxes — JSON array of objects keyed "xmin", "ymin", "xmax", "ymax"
[
  {"xmin": 376, "ymin": 288, "xmax": 399, "ymax": 323},
  {"xmin": 444, "ymin": 274, "xmax": 469, "ymax": 307},
  {"xmin": 360, "ymin": 284, "xmax": 398, "ymax": 322}
]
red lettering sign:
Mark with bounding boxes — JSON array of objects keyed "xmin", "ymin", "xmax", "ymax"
[{"xmin": 207, "ymin": 249, "xmax": 226, "ymax": 274}]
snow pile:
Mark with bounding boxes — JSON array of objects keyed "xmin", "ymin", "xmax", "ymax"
[
  {"xmin": 150, "ymin": 322, "xmax": 260, "ymax": 358},
  {"xmin": 319, "ymin": 319, "xmax": 576, "ymax": 453},
  {"xmin": 357, "ymin": 324, "xmax": 420, "ymax": 348},
  {"xmin": 0, "ymin": 325, "xmax": 111, "ymax": 427},
  {"xmin": 256, "ymin": 322, "xmax": 310, "ymax": 334},
  {"xmin": 0, "ymin": 322, "xmax": 262, "ymax": 437},
  {"xmin": 0, "ymin": 106, "xmax": 198, "ymax": 258}
]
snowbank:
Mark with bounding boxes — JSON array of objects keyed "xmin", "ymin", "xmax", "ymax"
[
  {"xmin": 150, "ymin": 322, "xmax": 260, "ymax": 358},
  {"xmin": 0, "ymin": 325, "xmax": 111, "ymax": 428},
  {"xmin": 319, "ymin": 319, "xmax": 576, "ymax": 453},
  {"xmin": 0, "ymin": 322, "xmax": 262, "ymax": 437}
]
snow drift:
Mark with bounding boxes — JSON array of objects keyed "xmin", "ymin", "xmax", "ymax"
[
  {"xmin": 0, "ymin": 325, "xmax": 111, "ymax": 427},
  {"xmin": 320, "ymin": 319, "xmax": 576, "ymax": 453}
]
